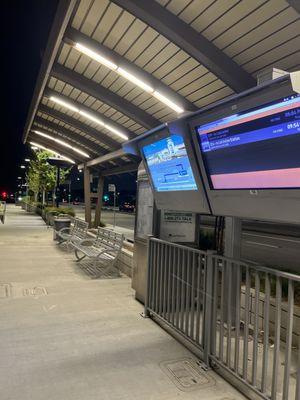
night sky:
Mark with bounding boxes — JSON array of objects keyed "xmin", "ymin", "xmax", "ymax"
[
  {"xmin": 1, "ymin": 1, "xmax": 59, "ymax": 194},
  {"xmin": 1, "ymin": 1, "xmax": 136, "ymax": 197}
]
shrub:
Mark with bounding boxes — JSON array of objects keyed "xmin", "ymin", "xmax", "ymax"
[{"xmin": 44, "ymin": 206, "xmax": 76, "ymax": 218}]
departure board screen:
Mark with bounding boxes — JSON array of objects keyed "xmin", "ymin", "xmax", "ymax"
[
  {"xmin": 196, "ymin": 94, "xmax": 300, "ymax": 189},
  {"xmin": 142, "ymin": 134, "xmax": 197, "ymax": 192}
]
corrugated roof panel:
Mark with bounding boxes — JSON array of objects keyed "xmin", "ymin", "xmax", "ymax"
[
  {"xmin": 102, "ymin": 11, "xmax": 135, "ymax": 49},
  {"xmin": 61, "ymin": 83, "xmax": 75, "ymax": 97},
  {"xmin": 48, "ymin": 76, "xmax": 57, "ymax": 89},
  {"xmin": 64, "ymin": 47, "xmax": 81, "ymax": 70},
  {"xmin": 142, "ymin": 42, "xmax": 180, "ymax": 73},
  {"xmin": 234, "ymin": 22, "xmax": 300, "ymax": 66},
  {"xmin": 113, "ymin": 18, "xmax": 148, "ymax": 56},
  {"xmin": 80, "ymin": 0, "xmax": 110, "ymax": 37},
  {"xmin": 89, "ymin": 2, "xmax": 122, "ymax": 43},
  {"xmin": 201, "ymin": 0, "xmax": 267, "ymax": 41},
  {"xmin": 149, "ymin": 50, "xmax": 189, "ymax": 80},
  {"xmin": 53, "ymin": 79, "xmax": 65, "ymax": 93},
  {"xmin": 71, "ymin": 0, "xmax": 94, "ymax": 30},
  {"xmin": 162, "ymin": 57, "xmax": 199, "ymax": 86},
  {"xmin": 244, "ymin": 36, "xmax": 300, "ymax": 74},
  {"xmin": 172, "ymin": 0, "xmax": 214, "ymax": 24},
  {"xmin": 225, "ymin": 7, "xmax": 300, "ymax": 58},
  {"xmin": 76, "ymin": 92, "xmax": 89, "ymax": 104},
  {"xmin": 91, "ymin": 66, "xmax": 113, "ymax": 83},
  {"xmin": 194, "ymin": 86, "xmax": 233, "ymax": 108},
  {"xmin": 124, "ymin": 87, "xmax": 147, "ymax": 102},
  {"xmin": 177, "ymin": 73, "xmax": 217, "ymax": 97},
  {"xmin": 169, "ymin": 65, "xmax": 208, "ymax": 91},
  {"xmin": 73, "ymin": 54, "xmax": 93, "ymax": 75},
  {"xmin": 132, "ymin": 35, "xmax": 170, "ymax": 68},
  {"xmin": 68, "ymin": 87, "xmax": 82, "ymax": 100},
  {"xmin": 212, "ymin": 1, "xmax": 289, "ymax": 50},
  {"xmin": 57, "ymin": 42, "xmax": 70, "ymax": 65},
  {"xmin": 189, "ymin": 0, "xmax": 241, "ymax": 33},
  {"xmin": 186, "ymin": 79, "xmax": 225, "ymax": 103},
  {"xmin": 123, "ymin": 26, "xmax": 159, "ymax": 63}
]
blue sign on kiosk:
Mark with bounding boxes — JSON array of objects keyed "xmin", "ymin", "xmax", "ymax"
[{"xmin": 142, "ymin": 134, "xmax": 197, "ymax": 192}]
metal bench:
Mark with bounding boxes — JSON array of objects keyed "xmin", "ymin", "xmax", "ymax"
[
  {"xmin": 73, "ymin": 227, "xmax": 124, "ymax": 276},
  {"xmin": 55, "ymin": 218, "xmax": 89, "ymax": 250}
]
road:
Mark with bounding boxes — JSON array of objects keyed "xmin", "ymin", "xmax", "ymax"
[{"xmin": 73, "ymin": 206, "xmax": 300, "ymax": 272}]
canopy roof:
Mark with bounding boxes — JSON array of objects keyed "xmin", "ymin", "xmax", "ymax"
[{"xmin": 23, "ymin": 0, "xmax": 300, "ymax": 170}]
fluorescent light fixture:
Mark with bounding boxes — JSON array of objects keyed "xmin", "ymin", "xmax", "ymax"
[
  {"xmin": 49, "ymin": 96, "xmax": 79, "ymax": 113},
  {"xmin": 78, "ymin": 110, "xmax": 104, "ymax": 126},
  {"xmin": 153, "ymin": 91, "xmax": 184, "ymax": 113},
  {"xmin": 75, "ymin": 43, "xmax": 118, "ymax": 71},
  {"xmin": 74, "ymin": 43, "xmax": 185, "ymax": 114},
  {"xmin": 104, "ymin": 124, "xmax": 128, "ymax": 140},
  {"xmin": 33, "ymin": 130, "xmax": 90, "ymax": 158},
  {"xmin": 49, "ymin": 95, "xmax": 128, "ymax": 140},
  {"xmin": 29, "ymin": 142, "xmax": 75, "ymax": 164},
  {"xmin": 117, "ymin": 67, "xmax": 153, "ymax": 93}
]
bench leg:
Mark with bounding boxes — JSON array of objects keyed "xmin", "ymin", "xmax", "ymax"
[{"xmin": 75, "ymin": 249, "xmax": 86, "ymax": 261}]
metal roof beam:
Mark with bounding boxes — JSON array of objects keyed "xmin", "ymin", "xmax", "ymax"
[
  {"xmin": 38, "ymin": 104, "xmax": 120, "ymax": 151},
  {"xmin": 111, "ymin": 0, "xmax": 256, "ymax": 92},
  {"xmin": 78, "ymin": 149, "xmax": 125, "ymax": 169},
  {"xmin": 51, "ymin": 63, "xmax": 159, "ymax": 128},
  {"xmin": 22, "ymin": 0, "xmax": 78, "ymax": 143},
  {"xmin": 286, "ymin": 0, "xmax": 300, "ymax": 14},
  {"xmin": 64, "ymin": 27, "xmax": 197, "ymax": 112},
  {"xmin": 33, "ymin": 117, "xmax": 105, "ymax": 156},
  {"xmin": 101, "ymin": 163, "xmax": 139, "ymax": 176}
]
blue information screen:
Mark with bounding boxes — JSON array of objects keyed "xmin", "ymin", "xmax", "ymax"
[
  {"xmin": 196, "ymin": 94, "xmax": 300, "ymax": 189},
  {"xmin": 142, "ymin": 134, "xmax": 197, "ymax": 192}
]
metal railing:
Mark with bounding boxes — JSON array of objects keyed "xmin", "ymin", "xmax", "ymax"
[
  {"xmin": 145, "ymin": 237, "xmax": 300, "ymax": 400},
  {"xmin": 145, "ymin": 238, "xmax": 208, "ymax": 355}
]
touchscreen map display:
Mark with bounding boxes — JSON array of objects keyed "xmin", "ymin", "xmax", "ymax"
[
  {"xmin": 197, "ymin": 94, "xmax": 300, "ymax": 189},
  {"xmin": 142, "ymin": 134, "xmax": 197, "ymax": 192}
]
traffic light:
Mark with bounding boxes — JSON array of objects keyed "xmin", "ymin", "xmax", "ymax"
[
  {"xmin": 103, "ymin": 194, "xmax": 109, "ymax": 202},
  {"xmin": 1, "ymin": 192, "xmax": 7, "ymax": 200}
]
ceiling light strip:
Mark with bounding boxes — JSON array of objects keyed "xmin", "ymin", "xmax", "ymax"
[
  {"xmin": 49, "ymin": 96, "xmax": 129, "ymax": 141},
  {"xmin": 73, "ymin": 42, "xmax": 184, "ymax": 114},
  {"xmin": 33, "ymin": 130, "xmax": 90, "ymax": 158},
  {"xmin": 29, "ymin": 141, "xmax": 75, "ymax": 164}
]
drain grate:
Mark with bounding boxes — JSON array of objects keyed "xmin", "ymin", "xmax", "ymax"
[
  {"xmin": 23, "ymin": 286, "xmax": 48, "ymax": 297},
  {"xmin": 0, "ymin": 283, "xmax": 11, "ymax": 299},
  {"xmin": 160, "ymin": 358, "xmax": 215, "ymax": 392}
]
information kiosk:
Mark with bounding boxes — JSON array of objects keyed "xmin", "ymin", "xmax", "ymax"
[{"xmin": 189, "ymin": 71, "xmax": 300, "ymax": 224}]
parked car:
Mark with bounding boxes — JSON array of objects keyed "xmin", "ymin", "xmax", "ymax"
[{"xmin": 119, "ymin": 201, "xmax": 135, "ymax": 213}]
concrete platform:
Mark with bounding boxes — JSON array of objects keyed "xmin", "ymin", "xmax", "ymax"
[{"xmin": 0, "ymin": 205, "xmax": 246, "ymax": 400}]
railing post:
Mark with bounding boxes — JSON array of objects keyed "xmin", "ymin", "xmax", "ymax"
[
  {"xmin": 203, "ymin": 250, "xmax": 215, "ymax": 366},
  {"xmin": 142, "ymin": 235, "xmax": 153, "ymax": 318}
]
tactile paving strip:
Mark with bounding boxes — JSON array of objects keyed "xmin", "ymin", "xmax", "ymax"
[
  {"xmin": 160, "ymin": 358, "xmax": 215, "ymax": 392},
  {"xmin": 0, "ymin": 283, "xmax": 12, "ymax": 299},
  {"xmin": 23, "ymin": 287, "xmax": 48, "ymax": 297}
]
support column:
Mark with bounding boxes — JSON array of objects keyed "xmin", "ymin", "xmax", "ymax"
[
  {"xmin": 94, "ymin": 175, "xmax": 104, "ymax": 228},
  {"xmin": 224, "ymin": 217, "xmax": 242, "ymax": 259},
  {"xmin": 224, "ymin": 217, "xmax": 242, "ymax": 324},
  {"xmin": 83, "ymin": 165, "xmax": 91, "ymax": 227}
]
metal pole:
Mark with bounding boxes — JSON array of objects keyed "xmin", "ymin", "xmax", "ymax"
[{"xmin": 113, "ymin": 190, "xmax": 116, "ymax": 228}]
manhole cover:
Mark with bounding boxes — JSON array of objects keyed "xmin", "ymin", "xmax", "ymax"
[
  {"xmin": 160, "ymin": 358, "xmax": 215, "ymax": 392},
  {"xmin": 23, "ymin": 287, "xmax": 48, "ymax": 297},
  {"xmin": 0, "ymin": 283, "xmax": 11, "ymax": 298}
]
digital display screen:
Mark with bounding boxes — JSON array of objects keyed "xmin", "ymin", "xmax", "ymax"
[
  {"xmin": 142, "ymin": 134, "xmax": 197, "ymax": 192},
  {"xmin": 197, "ymin": 94, "xmax": 300, "ymax": 189}
]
